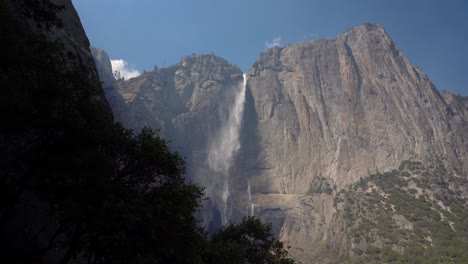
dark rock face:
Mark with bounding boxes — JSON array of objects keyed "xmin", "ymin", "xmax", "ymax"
[
  {"xmin": 1, "ymin": 0, "xmax": 114, "ymax": 261},
  {"xmin": 96, "ymin": 23, "xmax": 468, "ymax": 262},
  {"xmin": 50, "ymin": 0, "xmax": 113, "ymax": 119}
]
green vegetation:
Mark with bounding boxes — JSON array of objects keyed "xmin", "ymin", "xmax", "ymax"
[
  {"xmin": 307, "ymin": 176, "xmax": 334, "ymax": 195},
  {"xmin": 335, "ymin": 160, "xmax": 468, "ymax": 263},
  {"xmin": 0, "ymin": 1, "xmax": 295, "ymax": 263}
]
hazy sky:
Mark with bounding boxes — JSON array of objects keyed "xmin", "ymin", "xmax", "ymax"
[{"xmin": 73, "ymin": 0, "xmax": 467, "ymax": 95}]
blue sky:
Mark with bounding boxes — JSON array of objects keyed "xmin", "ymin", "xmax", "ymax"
[{"xmin": 73, "ymin": 0, "xmax": 467, "ymax": 95}]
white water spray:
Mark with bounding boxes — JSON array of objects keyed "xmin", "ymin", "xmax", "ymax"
[
  {"xmin": 245, "ymin": 171, "xmax": 254, "ymax": 217},
  {"xmin": 208, "ymin": 74, "xmax": 247, "ymax": 225}
]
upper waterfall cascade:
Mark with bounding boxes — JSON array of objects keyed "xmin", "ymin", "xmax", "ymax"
[{"xmin": 207, "ymin": 74, "xmax": 247, "ymax": 225}]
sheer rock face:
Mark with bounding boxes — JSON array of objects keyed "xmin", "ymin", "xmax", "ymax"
[
  {"xmin": 247, "ymin": 23, "xmax": 465, "ymax": 194},
  {"xmin": 91, "ymin": 47, "xmax": 122, "ymax": 115},
  {"xmin": 245, "ymin": 23, "xmax": 468, "ymax": 260},
  {"xmin": 91, "ymin": 47, "xmax": 115, "ymax": 91},
  {"xmin": 103, "ymin": 54, "xmax": 244, "ymax": 230}
]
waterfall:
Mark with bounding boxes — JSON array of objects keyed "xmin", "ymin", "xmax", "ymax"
[
  {"xmin": 208, "ymin": 74, "xmax": 247, "ymax": 225},
  {"xmin": 245, "ymin": 170, "xmax": 254, "ymax": 217}
]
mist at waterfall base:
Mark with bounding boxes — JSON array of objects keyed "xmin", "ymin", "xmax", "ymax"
[{"xmin": 195, "ymin": 74, "xmax": 253, "ymax": 229}]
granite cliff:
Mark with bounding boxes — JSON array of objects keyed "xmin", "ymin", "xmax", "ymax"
[
  {"xmin": 246, "ymin": 24, "xmax": 468, "ymax": 262},
  {"xmin": 96, "ymin": 24, "xmax": 468, "ymax": 262},
  {"xmin": 247, "ymin": 23, "xmax": 466, "ymax": 193}
]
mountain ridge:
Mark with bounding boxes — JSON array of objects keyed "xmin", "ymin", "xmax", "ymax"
[{"xmin": 93, "ymin": 23, "xmax": 468, "ymax": 262}]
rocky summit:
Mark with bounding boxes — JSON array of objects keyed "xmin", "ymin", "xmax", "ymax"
[{"xmin": 95, "ymin": 23, "xmax": 468, "ymax": 262}]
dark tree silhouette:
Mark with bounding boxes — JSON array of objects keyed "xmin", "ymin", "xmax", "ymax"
[{"xmin": 205, "ymin": 217, "xmax": 295, "ymax": 264}]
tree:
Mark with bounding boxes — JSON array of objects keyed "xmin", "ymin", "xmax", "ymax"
[
  {"xmin": 67, "ymin": 125, "xmax": 206, "ymax": 264},
  {"xmin": 0, "ymin": 1, "xmax": 295, "ymax": 263},
  {"xmin": 0, "ymin": 1, "xmax": 206, "ymax": 262},
  {"xmin": 205, "ymin": 217, "xmax": 295, "ymax": 264}
]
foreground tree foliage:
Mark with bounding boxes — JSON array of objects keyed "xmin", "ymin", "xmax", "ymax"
[
  {"xmin": 204, "ymin": 217, "xmax": 295, "ymax": 264},
  {"xmin": 0, "ymin": 0, "xmax": 295, "ymax": 263}
]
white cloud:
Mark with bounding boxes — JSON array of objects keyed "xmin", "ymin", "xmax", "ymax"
[
  {"xmin": 265, "ymin": 37, "xmax": 281, "ymax": 49},
  {"xmin": 110, "ymin": 59, "xmax": 141, "ymax": 80}
]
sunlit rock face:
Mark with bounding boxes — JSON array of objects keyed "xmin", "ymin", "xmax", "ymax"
[
  {"xmin": 95, "ymin": 23, "xmax": 468, "ymax": 262},
  {"xmin": 91, "ymin": 47, "xmax": 115, "ymax": 91},
  {"xmin": 247, "ymin": 23, "xmax": 465, "ymax": 194},
  {"xmin": 245, "ymin": 23, "xmax": 468, "ymax": 261}
]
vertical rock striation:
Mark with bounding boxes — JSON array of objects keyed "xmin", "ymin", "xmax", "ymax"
[
  {"xmin": 247, "ymin": 23, "xmax": 465, "ymax": 193},
  {"xmin": 245, "ymin": 23, "xmax": 468, "ymax": 261}
]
